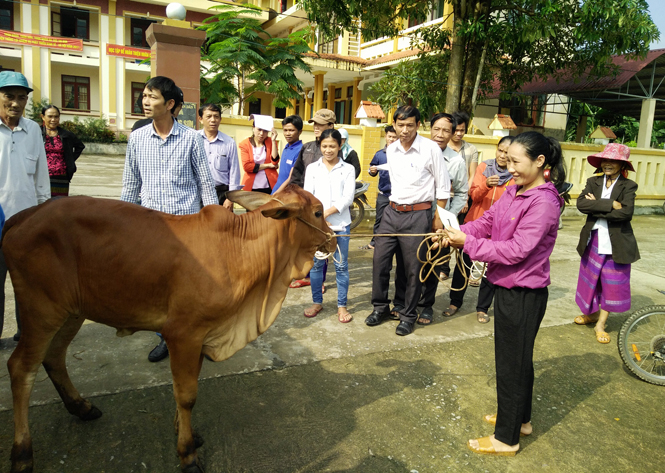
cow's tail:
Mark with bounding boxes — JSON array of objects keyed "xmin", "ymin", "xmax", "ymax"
[{"xmin": 0, "ymin": 205, "xmax": 43, "ymax": 249}]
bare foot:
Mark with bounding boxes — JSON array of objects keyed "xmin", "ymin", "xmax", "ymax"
[
  {"xmin": 337, "ymin": 307, "xmax": 353, "ymax": 323},
  {"xmin": 468, "ymin": 434, "xmax": 519, "ymax": 454},
  {"xmin": 304, "ymin": 304, "xmax": 323, "ymax": 318}
]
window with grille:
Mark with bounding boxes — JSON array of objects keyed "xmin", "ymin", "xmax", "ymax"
[
  {"xmin": 52, "ymin": 8, "xmax": 89, "ymax": 40},
  {"xmin": 131, "ymin": 18, "xmax": 155, "ymax": 48},
  {"xmin": 0, "ymin": 1, "xmax": 13, "ymax": 31},
  {"xmin": 62, "ymin": 75, "xmax": 90, "ymax": 111},
  {"xmin": 131, "ymin": 82, "xmax": 145, "ymax": 115}
]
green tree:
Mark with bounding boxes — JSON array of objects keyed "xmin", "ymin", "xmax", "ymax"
[
  {"xmin": 199, "ymin": 4, "xmax": 313, "ymax": 113},
  {"xmin": 302, "ymin": 0, "xmax": 659, "ymax": 114}
]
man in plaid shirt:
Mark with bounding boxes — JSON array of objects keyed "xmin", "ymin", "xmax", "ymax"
[{"xmin": 120, "ymin": 76, "xmax": 217, "ymax": 362}]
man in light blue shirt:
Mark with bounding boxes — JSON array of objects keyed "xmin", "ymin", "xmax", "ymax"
[
  {"xmin": 120, "ymin": 76, "xmax": 217, "ymax": 362},
  {"xmin": 121, "ymin": 77, "xmax": 217, "ymax": 216},
  {"xmin": 197, "ymin": 103, "xmax": 240, "ymax": 209},
  {"xmin": 272, "ymin": 115, "xmax": 303, "ymax": 195}
]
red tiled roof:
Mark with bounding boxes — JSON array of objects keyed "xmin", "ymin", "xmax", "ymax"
[
  {"xmin": 304, "ymin": 52, "xmax": 368, "ymax": 65},
  {"xmin": 488, "ymin": 49, "xmax": 665, "ymax": 97},
  {"xmin": 357, "ymin": 101, "xmax": 385, "ymax": 119},
  {"xmin": 493, "ymin": 114, "xmax": 516, "ymax": 129},
  {"xmin": 594, "ymin": 126, "xmax": 617, "ymax": 139},
  {"xmin": 366, "ymin": 49, "xmax": 421, "ymax": 66}
]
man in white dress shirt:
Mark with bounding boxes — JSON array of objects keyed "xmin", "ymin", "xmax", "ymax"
[
  {"xmin": 0, "ymin": 71, "xmax": 50, "ymax": 341},
  {"xmin": 365, "ymin": 106, "xmax": 450, "ymax": 336}
]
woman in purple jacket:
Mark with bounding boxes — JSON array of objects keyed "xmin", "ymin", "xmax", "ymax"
[{"xmin": 443, "ymin": 131, "xmax": 565, "ymax": 456}]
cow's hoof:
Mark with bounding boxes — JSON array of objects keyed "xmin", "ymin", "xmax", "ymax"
[
  {"xmin": 193, "ymin": 431, "xmax": 204, "ymax": 448},
  {"xmin": 181, "ymin": 458, "xmax": 204, "ymax": 473},
  {"xmin": 79, "ymin": 404, "xmax": 103, "ymax": 421},
  {"xmin": 10, "ymin": 442, "xmax": 33, "ymax": 473}
]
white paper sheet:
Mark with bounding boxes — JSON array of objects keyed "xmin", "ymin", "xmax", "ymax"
[
  {"xmin": 437, "ymin": 206, "xmax": 460, "ymax": 230},
  {"xmin": 250, "ymin": 114, "xmax": 274, "ymax": 132}
]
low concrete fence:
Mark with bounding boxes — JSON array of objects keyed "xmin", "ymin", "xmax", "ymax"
[{"xmin": 82, "ymin": 143, "xmax": 127, "ymax": 155}]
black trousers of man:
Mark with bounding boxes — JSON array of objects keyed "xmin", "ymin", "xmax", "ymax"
[
  {"xmin": 215, "ymin": 184, "xmax": 230, "ymax": 206},
  {"xmin": 370, "ymin": 193, "xmax": 390, "ymax": 247},
  {"xmin": 371, "ymin": 205, "xmax": 431, "ymax": 324},
  {"xmin": 493, "ymin": 285, "xmax": 548, "ymax": 446}
]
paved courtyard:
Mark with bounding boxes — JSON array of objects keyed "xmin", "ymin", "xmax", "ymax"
[{"xmin": 0, "ymin": 154, "xmax": 663, "ymax": 472}]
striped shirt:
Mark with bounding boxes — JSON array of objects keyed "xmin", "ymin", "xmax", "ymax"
[{"xmin": 120, "ymin": 119, "xmax": 217, "ymax": 215}]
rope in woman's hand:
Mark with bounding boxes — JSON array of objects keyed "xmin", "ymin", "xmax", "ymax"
[{"xmin": 332, "ymin": 232, "xmax": 472, "ymax": 288}]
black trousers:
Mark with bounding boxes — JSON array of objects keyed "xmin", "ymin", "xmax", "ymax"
[
  {"xmin": 449, "ymin": 251, "xmax": 473, "ymax": 308},
  {"xmin": 476, "ymin": 278, "xmax": 495, "ymax": 313},
  {"xmin": 372, "ymin": 205, "xmax": 431, "ymax": 323},
  {"xmin": 493, "ymin": 285, "xmax": 548, "ymax": 446},
  {"xmin": 370, "ymin": 193, "xmax": 390, "ymax": 247},
  {"xmin": 215, "ymin": 184, "xmax": 230, "ymax": 205}
]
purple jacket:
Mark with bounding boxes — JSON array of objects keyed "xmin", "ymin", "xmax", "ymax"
[{"xmin": 460, "ymin": 182, "xmax": 563, "ymax": 289}]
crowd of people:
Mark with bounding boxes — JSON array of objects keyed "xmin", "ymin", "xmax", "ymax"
[{"xmin": 0, "ymin": 71, "xmax": 642, "ymax": 457}]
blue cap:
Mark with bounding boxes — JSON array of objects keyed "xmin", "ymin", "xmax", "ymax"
[{"xmin": 0, "ymin": 71, "xmax": 33, "ymax": 93}]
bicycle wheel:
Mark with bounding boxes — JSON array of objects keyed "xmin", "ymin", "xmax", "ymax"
[{"xmin": 617, "ymin": 305, "xmax": 665, "ymax": 386}]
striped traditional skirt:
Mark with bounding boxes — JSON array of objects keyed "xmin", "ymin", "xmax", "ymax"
[
  {"xmin": 575, "ymin": 230, "xmax": 631, "ymax": 315},
  {"xmin": 50, "ymin": 175, "xmax": 70, "ymax": 197}
]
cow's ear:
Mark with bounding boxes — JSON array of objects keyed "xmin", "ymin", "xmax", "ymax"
[
  {"xmin": 261, "ymin": 203, "xmax": 301, "ymax": 220},
  {"xmin": 226, "ymin": 190, "xmax": 273, "ymax": 211}
]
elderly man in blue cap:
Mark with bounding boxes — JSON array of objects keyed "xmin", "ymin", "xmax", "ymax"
[{"xmin": 0, "ymin": 71, "xmax": 50, "ymax": 342}]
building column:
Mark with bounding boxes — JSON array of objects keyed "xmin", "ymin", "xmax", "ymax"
[
  {"xmin": 352, "ymin": 77, "xmax": 362, "ymax": 125},
  {"xmin": 327, "ymin": 84, "xmax": 335, "ymax": 111},
  {"xmin": 115, "ymin": 16, "xmax": 126, "ymax": 130},
  {"xmin": 286, "ymin": 98, "xmax": 296, "ymax": 116},
  {"xmin": 313, "ymin": 71, "xmax": 325, "ymax": 112},
  {"xmin": 304, "ymin": 88, "xmax": 312, "ymax": 121},
  {"xmin": 637, "ymin": 98, "xmax": 656, "ymax": 148},
  {"xmin": 38, "ymin": 4, "xmax": 50, "ymax": 102}
]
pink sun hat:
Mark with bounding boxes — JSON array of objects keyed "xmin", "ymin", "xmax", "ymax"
[{"xmin": 587, "ymin": 143, "xmax": 634, "ymax": 172}]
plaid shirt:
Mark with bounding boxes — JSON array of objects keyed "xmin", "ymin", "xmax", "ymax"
[{"xmin": 121, "ymin": 119, "xmax": 217, "ymax": 215}]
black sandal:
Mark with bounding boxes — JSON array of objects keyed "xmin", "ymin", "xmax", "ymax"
[
  {"xmin": 417, "ymin": 312, "xmax": 433, "ymax": 325},
  {"xmin": 442, "ymin": 305, "xmax": 459, "ymax": 317},
  {"xmin": 359, "ymin": 244, "xmax": 374, "ymax": 250}
]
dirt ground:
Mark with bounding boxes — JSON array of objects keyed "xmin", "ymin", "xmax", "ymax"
[{"xmin": 0, "ymin": 155, "xmax": 663, "ymax": 472}]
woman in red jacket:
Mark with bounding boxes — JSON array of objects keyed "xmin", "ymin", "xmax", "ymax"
[
  {"xmin": 446, "ymin": 135, "xmax": 514, "ymax": 323},
  {"xmin": 239, "ymin": 120, "xmax": 279, "ymax": 193}
]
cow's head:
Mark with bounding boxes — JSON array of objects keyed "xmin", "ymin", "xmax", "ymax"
[{"xmin": 227, "ymin": 187, "xmax": 337, "ymax": 255}]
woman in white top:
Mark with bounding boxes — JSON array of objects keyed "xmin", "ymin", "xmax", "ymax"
[{"xmin": 303, "ymin": 129, "xmax": 355, "ymax": 323}]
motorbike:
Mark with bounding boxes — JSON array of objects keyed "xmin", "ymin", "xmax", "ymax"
[
  {"xmin": 618, "ymin": 297, "xmax": 665, "ymax": 386},
  {"xmin": 350, "ymin": 181, "xmax": 370, "ymax": 230},
  {"xmin": 557, "ymin": 181, "xmax": 574, "ymax": 216}
]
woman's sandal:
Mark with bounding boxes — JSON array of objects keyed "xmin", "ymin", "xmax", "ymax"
[
  {"xmin": 467, "ymin": 436, "xmax": 517, "ymax": 457},
  {"xmin": 442, "ymin": 305, "xmax": 459, "ymax": 317},
  {"xmin": 477, "ymin": 312, "xmax": 490, "ymax": 324},
  {"xmin": 304, "ymin": 305, "xmax": 323, "ymax": 318},
  {"xmin": 482, "ymin": 414, "xmax": 531, "ymax": 436},
  {"xmin": 337, "ymin": 308, "xmax": 353, "ymax": 323},
  {"xmin": 596, "ymin": 330, "xmax": 610, "ymax": 344},
  {"xmin": 290, "ymin": 279, "xmax": 311, "ymax": 289},
  {"xmin": 574, "ymin": 314, "xmax": 598, "ymax": 325}
]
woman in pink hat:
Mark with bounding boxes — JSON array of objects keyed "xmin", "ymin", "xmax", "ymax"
[{"xmin": 574, "ymin": 143, "xmax": 640, "ymax": 343}]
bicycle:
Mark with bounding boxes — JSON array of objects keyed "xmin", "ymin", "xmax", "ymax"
[{"xmin": 617, "ymin": 303, "xmax": 665, "ymax": 386}]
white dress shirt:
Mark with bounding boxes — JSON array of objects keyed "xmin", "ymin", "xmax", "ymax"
[
  {"xmin": 591, "ymin": 175, "xmax": 617, "ymax": 255},
  {"xmin": 0, "ymin": 116, "xmax": 51, "ymax": 219},
  {"xmin": 304, "ymin": 157, "xmax": 355, "ymax": 231},
  {"xmin": 387, "ymin": 134, "xmax": 451, "ymax": 205}
]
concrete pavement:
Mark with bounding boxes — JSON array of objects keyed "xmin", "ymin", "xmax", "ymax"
[{"xmin": 0, "ymin": 154, "xmax": 663, "ymax": 472}]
